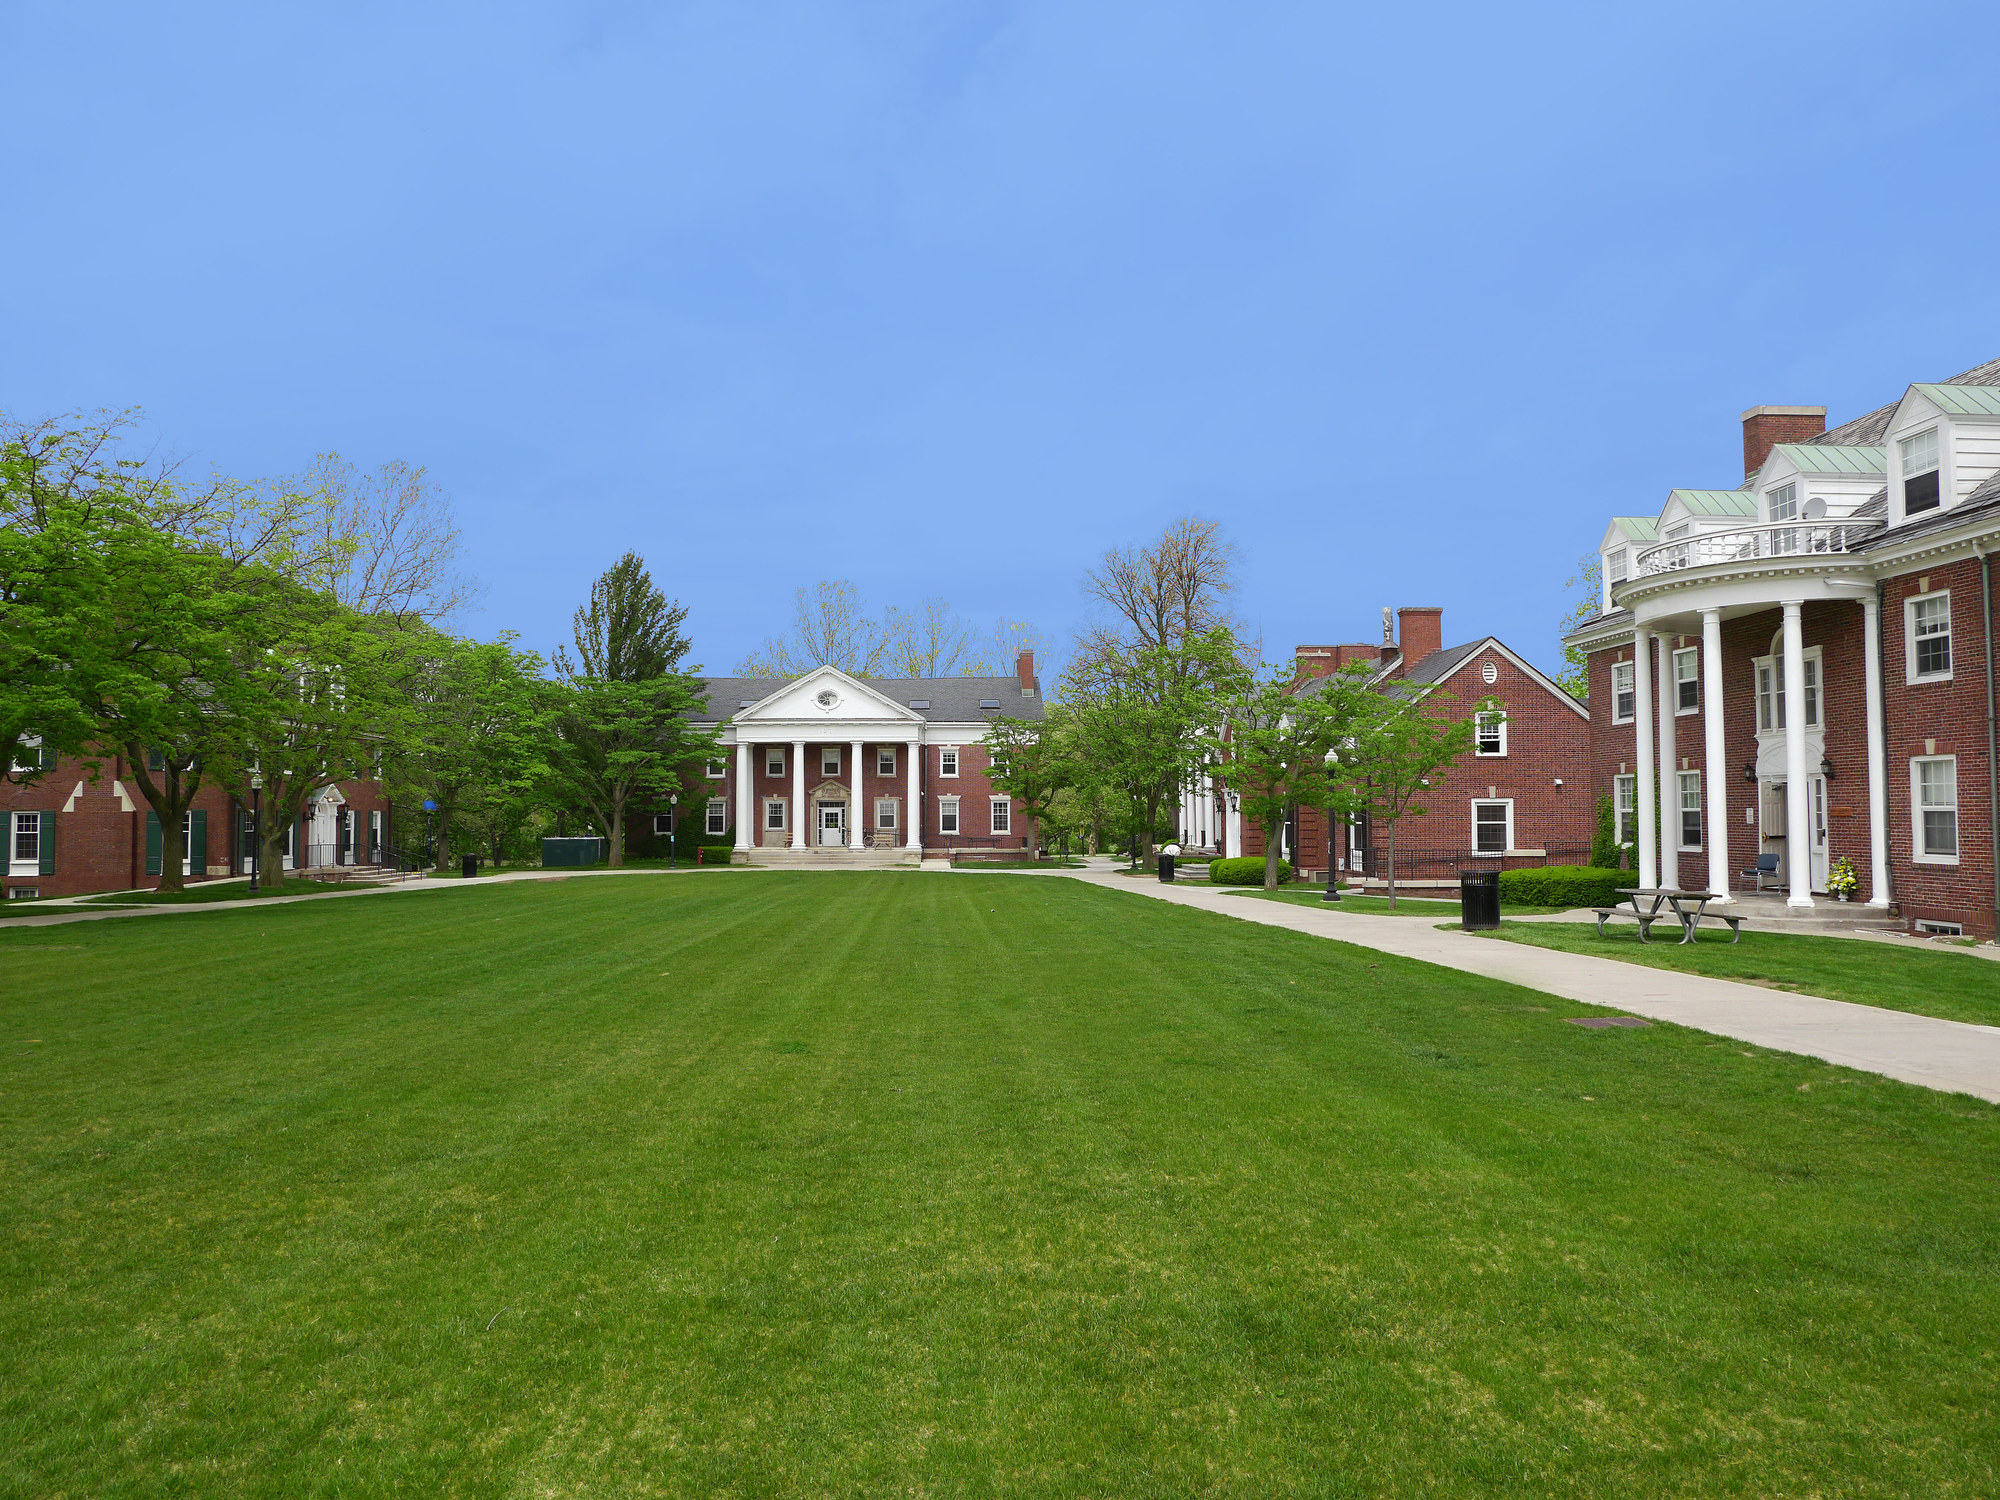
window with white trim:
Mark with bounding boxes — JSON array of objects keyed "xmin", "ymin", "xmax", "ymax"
[
  {"xmin": 11, "ymin": 812, "xmax": 40, "ymax": 871},
  {"xmin": 7, "ymin": 887, "xmax": 37, "ymax": 900},
  {"xmin": 875, "ymin": 798, "xmax": 898, "ymax": 831},
  {"xmin": 822, "ymin": 746, "xmax": 841, "ymax": 776},
  {"xmin": 1913, "ymin": 757, "xmax": 1958, "ymax": 861},
  {"xmin": 1608, "ymin": 548, "xmax": 1628, "ymax": 585},
  {"xmin": 1767, "ymin": 482, "xmax": 1797, "ymax": 523},
  {"xmin": 1673, "ymin": 647, "xmax": 1698, "ymax": 713},
  {"xmin": 1611, "ymin": 661, "xmax": 1634, "ymax": 724},
  {"xmin": 1754, "ymin": 648, "xmax": 1822, "ymax": 731},
  {"xmin": 1900, "ymin": 428, "xmax": 1940, "ymax": 514},
  {"xmin": 1677, "ymin": 769, "xmax": 1702, "ymax": 850},
  {"xmin": 877, "ymin": 746, "xmax": 896, "ymax": 776},
  {"xmin": 990, "ymin": 797, "xmax": 1011, "ymax": 834},
  {"xmin": 1474, "ymin": 710, "xmax": 1506, "ymax": 757},
  {"xmin": 938, "ymin": 747, "xmax": 959, "ymax": 778},
  {"xmin": 1909, "ymin": 593, "xmax": 1952, "ymax": 680},
  {"xmin": 764, "ymin": 798, "xmax": 786, "ymax": 831},
  {"xmin": 1614, "ymin": 775, "xmax": 1636, "ymax": 846},
  {"xmin": 1472, "ymin": 800, "xmax": 1511, "ymax": 854},
  {"xmin": 765, "ymin": 747, "xmax": 785, "ymax": 777},
  {"xmin": 11, "ymin": 736, "xmax": 48, "ymax": 774},
  {"xmin": 706, "ymin": 799, "xmax": 727, "ymax": 835},
  {"xmin": 653, "ymin": 813, "xmax": 673, "ymax": 836},
  {"xmin": 705, "ymin": 758, "xmax": 726, "ymax": 779},
  {"xmin": 1803, "ymin": 655, "xmax": 1820, "ymax": 728},
  {"xmin": 938, "ymin": 796, "xmax": 960, "ymax": 834}
]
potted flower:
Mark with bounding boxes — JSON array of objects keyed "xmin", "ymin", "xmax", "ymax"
[{"xmin": 1827, "ymin": 855, "xmax": 1858, "ymax": 902}]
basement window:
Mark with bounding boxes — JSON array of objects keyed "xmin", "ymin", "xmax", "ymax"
[{"xmin": 1915, "ymin": 920, "xmax": 1964, "ymax": 937}]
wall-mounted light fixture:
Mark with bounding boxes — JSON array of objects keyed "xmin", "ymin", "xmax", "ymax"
[
  {"xmin": 1820, "ymin": 755, "xmax": 1836, "ymax": 781},
  {"xmin": 1743, "ymin": 762, "xmax": 1758, "ymax": 783}
]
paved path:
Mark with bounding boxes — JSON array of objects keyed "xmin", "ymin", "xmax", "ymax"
[{"xmin": 1067, "ymin": 871, "xmax": 2000, "ymax": 1104}]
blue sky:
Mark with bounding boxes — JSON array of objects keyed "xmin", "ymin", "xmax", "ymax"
[{"xmin": 9, "ymin": 1, "xmax": 1999, "ymax": 679}]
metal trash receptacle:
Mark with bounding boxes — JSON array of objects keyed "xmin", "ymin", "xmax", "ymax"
[
  {"xmin": 1459, "ymin": 870, "xmax": 1500, "ymax": 929},
  {"xmin": 462, "ymin": 852, "xmax": 479, "ymax": 880},
  {"xmin": 1158, "ymin": 853, "xmax": 1176, "ymax": 883}
]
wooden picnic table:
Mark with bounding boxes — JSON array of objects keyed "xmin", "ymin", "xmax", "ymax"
[{"xmin": 1604, "ymin": 887, "xmax": 1742, "ymax": 945}]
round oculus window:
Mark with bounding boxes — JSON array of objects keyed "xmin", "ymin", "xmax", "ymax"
[{"xmin": 815, "ymin": 690, "xmax": 839, "ymax": 709}]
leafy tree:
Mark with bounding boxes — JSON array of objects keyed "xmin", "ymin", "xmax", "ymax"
[
  {"xmin": 1336, "ymin": 689, "xmax": 1475, "ymax": 910},
  {"xmin": 1555, "ymin": 550, "xmax": 1601, "ymax": 701},
  {"xmin": 981, "ymin": 704, "xmax": 1077, "ymax": 855},
  {"xmin": 1209, "ymin": 661, "xmax": 1377, "ymax": 889},
  {"xmin": 555, "ymin": 550, "xmax": 691, "ymax": 684}
]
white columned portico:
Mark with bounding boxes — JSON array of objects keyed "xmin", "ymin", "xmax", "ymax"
[
  {"xmin": 1701, "ymin": 610, "xmax": 1730, "ymax": 901},
  {"xmin": 733, "ymin": 740, "xmax": 753, "ymax": 852},
  {"xmin": 1657, "ymin": 633, "xmax": 1679, "ymax": 891},
  {"xmin": 904, "ymin": 739, "xmax": 922, "ymax": 851},
  {"xmin": 1780, "ymin": 602, "xmax": 1814, "ymax": 910},
  {"xmin": 849, "ymin": 739, "xmax": 865, "ymax": 848},
  {"xmin": 1863, "ymin": 594, "xmax": 1890, "ymax": 907},
  {"xmin": 790, "ymin": 739, "xmax": 807, "ymax": 850},
  {"xmin": 1633, "ymin": 626, "xmax": 1657, "ymax": 891}
]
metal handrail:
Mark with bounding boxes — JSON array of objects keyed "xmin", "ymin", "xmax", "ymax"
[{"xmin": 1632, "ymin": 520, "xmax": 1884, "ymax": 578}]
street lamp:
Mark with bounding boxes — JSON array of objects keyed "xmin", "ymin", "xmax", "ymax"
[
  {"xmin": 667, "ymin": 792, "xmax": 678, "ymax": 869},
  {"xmin": 248, "ymin": 771, "xmax": 263, "ymax": 896},
  {"xmin": 1323, "ymin": 749, "xmax": 1341, "ymax": 903}
]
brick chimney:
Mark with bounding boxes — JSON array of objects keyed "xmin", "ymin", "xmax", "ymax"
[
  {"xmin": 1741, "ymin": 405, "xmax": 1826, "ymax": 480},
  {"xmin": 1396, "ymin": 607, "xmax": 1443, "ymax": 667},
  {"xmin": 1015, "ymin": 648, "xmax": 1036, "ymax": 691},
  {"xmin": 1294, "ymin": 644, "xmax": 1377, "ymax": 680}
]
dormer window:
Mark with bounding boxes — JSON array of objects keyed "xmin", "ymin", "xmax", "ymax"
[
  {"xmin": 1767, "ymin": 483, "xmax": 1797, "ymax": 523},
  {"xmin": 1900, "ymin": 428, "xmax": 1940, "ymax": 514},
  {"xmin": 1607, "ymin": 549, "xmax": 1628, "ymax": 584}
]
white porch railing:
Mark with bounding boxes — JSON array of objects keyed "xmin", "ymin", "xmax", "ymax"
[{"xmin": 1632, "ymin": 520, "xmax": 1885, "ymax": 577}]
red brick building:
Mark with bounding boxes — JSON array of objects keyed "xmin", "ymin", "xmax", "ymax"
[
  {"xmin": 687, "ymin": 653, "xmax": 1044, "ymax": 863},
  {"xmin": 1185, "ymin": 608, "xmax": 1592, "ymax": 883},
  {"xmin": 3, "ymin": 745, "xmax": 392, "ymax": 900},
  {"xmin": 1570, "ymin": 356, "xmax": 2000, "ymax": 937}
]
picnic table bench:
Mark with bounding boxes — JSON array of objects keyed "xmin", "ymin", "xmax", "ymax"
[{"xmin": 1593, "ymin": 888, "xmax": 1745, "ymax": 945}]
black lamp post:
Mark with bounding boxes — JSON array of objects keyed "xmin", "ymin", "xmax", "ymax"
[
  {"xmin": 248, "ymin": 772, "xmax": 262, "ymax": 896},
  {"xmin": 667, "ymin": 792, "xmax": 678, "ymax": 869},
  {"xmin": 1323, "ymin": 751, "xmax": 1341, "ymax": 902}
]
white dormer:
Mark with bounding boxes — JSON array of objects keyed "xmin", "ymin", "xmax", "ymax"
[
  {"xmin": 1599, "ymin": 517, "xmax": 1657, "ymax": 611},
  {"xmin": 1754, "ymin": 443, "xmax": 1883, "ymax": 523},
  {"xmin": 1887, "ymin": 383, "xmax": 2000, "ymax": 524}
]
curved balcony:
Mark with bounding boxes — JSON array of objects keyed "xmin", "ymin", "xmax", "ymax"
[{"xmin": 1632, "ymin": 520, "xmax": 1884, "ymax": 578}]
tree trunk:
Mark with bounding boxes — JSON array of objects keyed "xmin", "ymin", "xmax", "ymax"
[
  {"xmin": 258, "ymin": 795, "xmax": 302, "ymax": 892},
  {"xmin": 434, "ymin": 798, "xmax": 454, "ymax": 873},
  {"xmin": 608, "ymin": 797, "xmax": 625, "ymax": 867},
  {"xmin": 156, "ymin": 805, "xmax": 188, "ymax": 894},
  {"xmin": 1385, "ymin": 822, "xmax": 1398, "ymax": 911},
  {"xmin": 1263, "ymin": 815, "xmax": 1284, "ymax": 889}
]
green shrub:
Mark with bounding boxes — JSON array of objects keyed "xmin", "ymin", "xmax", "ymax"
[
  {"xmin": 1590, "ymin": 793, "xmax": 1618, "ymax": 871},
  {"xmin": 1496, "ymin": 865, "xmax": 1630, "ymax": 909},
  {"xmin": 1207, "ymin": 856, "xmax": 1292, "ymax": 886}
]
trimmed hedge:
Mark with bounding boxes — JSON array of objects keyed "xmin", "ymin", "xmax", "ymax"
[
  {"xmin": 1496, "ymin": 865, "xmax": 1629, "ymax": 909},
  {"xmin": 1206, "ymin": 856, "xmax": 1292, "ymax": 886}
]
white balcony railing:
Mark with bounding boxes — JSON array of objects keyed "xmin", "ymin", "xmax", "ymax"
[{"xmin": 1632, "ymin": 520, "xmax": 1885, "ymax": 578}]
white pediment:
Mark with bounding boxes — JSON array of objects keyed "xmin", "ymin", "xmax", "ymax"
[{"xmin": 733, "ymin": 666, "xmax": 923, "ymax": 725}]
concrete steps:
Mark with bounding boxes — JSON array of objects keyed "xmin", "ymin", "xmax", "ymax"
[{"xmin": 748, "ymin": 848, "xmax": 922, "ymax": 870}]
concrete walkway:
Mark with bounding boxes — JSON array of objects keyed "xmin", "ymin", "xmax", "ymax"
[{"xmin": 1066, "ymin": 871, "xmax": 2000, "ymax": 1104}]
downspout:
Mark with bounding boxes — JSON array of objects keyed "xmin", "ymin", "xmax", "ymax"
[{"xmin": 1979, "ymin": 544, "xmax": 1999, "ymax": 931}]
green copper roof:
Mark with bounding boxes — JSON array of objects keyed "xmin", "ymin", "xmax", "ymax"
[
  {"xmin": 1911, "ymin": 383, "xmax": 2000, "ymax": 417},
  {"xmin": 1768, "ymin": 443, "xmax": 1886, "ymax": 476},
  {"xmin": 1668, "ymin": 489, "xmax": 1759, "ymax": 517},
  {"xmin": 1610, "ymin": 516, "xmax": 1658, "ymax": 542}
]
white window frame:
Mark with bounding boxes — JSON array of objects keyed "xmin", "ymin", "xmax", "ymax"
[
  {"xmin": 1752, "ymin": 646, "xmax": 1823, "ymax": 732},
  {"xmin": 1614, "ymin": 775, "xmax": 1636, "ymax": 846},
  {"xmin": 1473, "ymin": 709, "xmax": 1507, "ymax": 757},
  {"xmin": 7, "ymin": 886, "xmax": 37, "ymax": 900},
  {"xmin": 938, "ymin": 796, "xmax": 960, "ymax": 835},
  {"xmin": 10, "ymin": 812, "xmax": 41, "ymax": 875},
  {"xmin": 938, "ymin": 747, "xmax": 959, "ymax": 778},
  {"xmin": 1471, "ymin": 799, "xmax": 1512, "ymax": 855},
  {"xmin": 705, "ymin": 798, "xmax": 727, "ymax": 836},
  {"xmin": 1607, "ymin": 548, "xmax": 1628, "ymax": 585},
  {"xmin": 1906, "ymin": 591, "xmax": 1953, "ymax": 683},
  {"xmin": 1767, "ymin": 482, "xmax": 1797, "ymax": 523},
  {"xmin": 1673, "ymin": 647, "xmax": 1699, "ymax": 715},
  {"xmin": 705, "ymin": 758, "xmax": 727, "ymax": 779},
  {"xmin": 10, "ymin": 736, "xmax": 43, "ymax": 774},
  {"xmin": 875, "ymin": 797, "xmax": 898, "ymax": 831},
  {"xmin": 765, "ymin": 747, "xmax": 785, "ymax": 778},
  {"xmin": 1911, "ymin": 756, "xmax": 1958, "ymax": 864},
  {"xmin": 821, "ymin": 746, "xmax": 841, "ymax": 777},
  {"xmin": 1611, "ymin": 661, "xmax": 1635, "ymax": 725},
  {"xmin": 764, "ymin": 798, "xmax": 786, "ymax": 831},
  {"xmin": 1677, "ymin": 769, "xmax": 1703, "ymax": 851},
  {"xmin": 990, "ymin": 797, "xmax": 1012, "ymax": 834},
  {"xmin": 653, "ymin": 813, "xmax": 673, "ymax": 836},
  {"xmin": 876, "ymin": 746, "xmax": 896, "ymax": 776}
]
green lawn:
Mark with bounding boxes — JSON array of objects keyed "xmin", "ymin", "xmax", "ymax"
[
  {"xmin": 1472, "ymin": 918, "xmax": 2000, "ymax": 1028},
  {"xmin": 78, "ymin": 876, "xmax": 383, "ymax": 905},
  {"xmin": 2, "ymin": 875, "xmax": 1996, "ymax": 1497},
  {"xmin": 1227, "ymin": 886, "xmax": 1568, "ymax": 917}
]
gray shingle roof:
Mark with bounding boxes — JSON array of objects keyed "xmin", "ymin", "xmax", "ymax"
[
  {"xmin": 1855, "ymin": 489, "xmax": 2000, "ymax": 552},
  {"xmin": 1395, "ymin": 641, "xmax": 1486, "ymax": 687},
  {"xmin": 1805, "ymin": 354, "xmax": 2000, "ymax": 449},
  {"xmin": 691, "ymin": 674, "xmax": 1045, "ymax": 724}
]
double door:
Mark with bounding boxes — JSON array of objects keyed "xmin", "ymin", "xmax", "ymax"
[
  {"xmin": 1762, "ymin": 776, "xmax": 1829, "ymax": 891},
  {"xmin": 817, "ymin": 801, "xmax": 847, "ymax": 847}
]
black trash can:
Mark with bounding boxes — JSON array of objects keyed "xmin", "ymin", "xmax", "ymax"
[
  {"xmin": 462, "ymin": 852, "xmax": 479, "ymax": 880},
  {"xmin": 1158, "ymin": 853, "xmax": 1176, "ymax": 883},
  {"xmin": 1459, "ymin": 870, "xmax": 1500, "ymax": 929}
]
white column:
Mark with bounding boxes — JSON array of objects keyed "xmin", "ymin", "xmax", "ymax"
[
  {"xmin": 1633, "ymin": 626, "xmax": 1657, "ymax": 890},
  {"xmin": 1781, "ymin": 601, "xmax": 1814, "ymax": 910},
  {"xmin": 904, "ymin": 738, "xmax": 922, "ymax": 850},
  {"xmin": 1657, "ymin": 633, "xmax": 1679, "ymax": 891},
  {"xmin": 790, "ymin": 739, "xmax": 807, "ymax": 849},
  {"xmin": 1702, "ymin": 609, "xmax": 1730, "ymax": 901},
  {"xmin": 733, "ymin": 740, "xmax": 753, "ymax": 852},
  {"xmin": 850, "ymin": 739, "xmax": 866, "ymax": 848},
  {"xmin": 1863, "ymin": 594, "xmax": 1890, "ymax": 907}
]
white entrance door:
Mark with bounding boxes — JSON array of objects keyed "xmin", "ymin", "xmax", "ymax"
[
  {"xmin": 1761, "ymin": 778, "xmax": 1787, "ymax": 887},
  {"xmin": 309, "ymin": 801, "xmax": 338, "ymax": 867},
  {"xmin": 818, "ymin": 802, "xmax": 845, "ymax": 847},
  {"xmin": 1808, "ymin": 775, "xmax": 1830, "ymax": 892}
]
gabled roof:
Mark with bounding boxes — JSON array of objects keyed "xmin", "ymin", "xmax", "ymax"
[
  {"xmin": 1908, "ymin": 383, "xmax": 2000, "ymax": 418},
  {"xmin": 1609, "ymin": 516, "xmax": 1659, "ymax": 543},
  {"xmin": 1668, "ymin": 489, "xmax": 1758, "ymax": 517},
  {"xmin": 1766, "ymin": 443, "xmax": 1885, "ymax": 476},
  {"xmin": 1393, "ymin": 638, "xmax": 1590, "ymax": 719},
  {"xmin": 692, "ymin": 672, "xmax": 1043, "ymax": 724}
]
